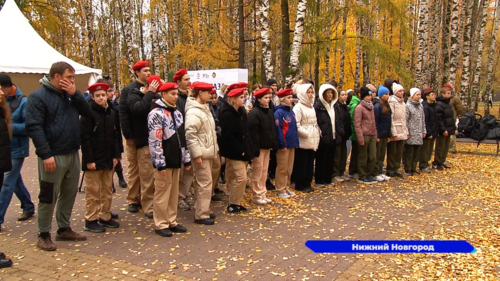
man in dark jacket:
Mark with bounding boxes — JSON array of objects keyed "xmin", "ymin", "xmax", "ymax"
[
  {"xmin": 127, "ymin": 75, "xmax": 161, "ymax": 218},
  {"xmin": 0, "ymin": 74, "xmax": 35, "ymax": 231},
  {"xmin": 173, "ymin": 69, "xmax": 195, "ymax": 210},
  {"xmin": 120, "ymin": 60, "xmax": 150, "ymax": 213},
  {"xmin": 80, "ymin": 83, "xmax": 121, "ymax": 232},
  {"xmin": 433, "ymin": 87, "xmax": 456, "ymax": 170},
  {"xmin": 420, "ymin": 88, "xmax": 438, "ymax": 173},
  {"xmin": 26, "ymin": 61, "xmax": 91, "ymax": 251}
]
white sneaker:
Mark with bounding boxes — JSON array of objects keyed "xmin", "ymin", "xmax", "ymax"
[
  {"xmin": 252, "ymin": 198, "xmax": 267, "ymax": 205},
  {"xmin": 326, "ymin": 182, "xmax": 335, "ymax": 187},
  {"xmin": 334, "ymin": 176, "xmax": 345, "ymax": 183},
  {"xmin": 315, "ymin": 184, "xmax": 325, "ymax": 188},
  {"xmin": 349, "ymin": 174, "xmax": 359, "ymax": 179},
  {"xmin": 263, "ymin": 197, "xmax": 272, "ymax": 203},
  {"xmin": 341, "ymin": 175, "xmax": 350, "ymax": 181},
  {"xmin": 287, "ymin": 191, "xmax": 296, "ymax": 197},
  {"xmin": 278, "ymin": 193, "xmax": 290, "ymax": 199},
  {"xmin": 375, "ymin": 175, "xmax": 385, "ymax": 182},
  {"xmin": 381, "ymin": 174, "xmax": 391, "ymax": 181}
]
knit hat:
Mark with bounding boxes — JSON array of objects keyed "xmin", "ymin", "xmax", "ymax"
[
  {"xmin": 410, "ymin": 88, "xmax": 421, "ymax": 99},
  {"xmin": 0, "ymin": 73, "xmax": 13, "ymax": 87},
  {"xmin": 377, "ymin": 85, "xmax": 390, "ymax": 97},
  {"xmin": 267, "ymin": 79, "xmax": 278, "ymax": 87},
  {"xmin": 366, "ymin": 84, "xmax": 377, "ymax": 94},
  {"xmin": 360, "ymin": 87, "xmax": 371, "ymax": 100},
  {"xmin": 392, "ymin": 83, "xmax": 404, "ymax": 95}
]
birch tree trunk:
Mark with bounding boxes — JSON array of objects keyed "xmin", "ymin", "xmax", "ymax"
[
  {"xmin": 441, "ymin": 0, "xmax": 451, "ymax": 85},
  {"xmin": 447, "ymin": 0, "xmax": 460, "ymax": 87},
  {"xmin": 484, "ymin": 1, "xmax": 500, "ymax": 115},
  {"xmin": 83, "ymin": 0, "xmax": 95, "ymax": 68},
  {"xmin": 150, "ymin": 4, "xmax": 160, "ymax": 74},
  {"xmin": 415, "ymin": 0, "xmax": 429, "ymax": 86},
  {"xmin": 259, "ymin": 0, "xmax": 274, "ymax": 81},
  {"xmin": 172, "ymin": 0, "xmax": 181, "ymax": 70},
  {"xmin": 428, "ymin": 0, "xmax": 441, "ymax": 88},
  {"xmin": 470, "ymin": 0, "xmax": 488, "ymax": 110},
  {"xmin": 458, "ymin": 0, "xmax": 473, "ymax": 111},
  {"xmin": 286, "ymin": 0, "xmax": 308, "ymax": 84},
  {"xmin": 354, "ymin": 20, "xmax": 361, "ymax": 89},
  {"xmin": 197, "ymin": 0, "xmax": 203, "ymax": 70}
]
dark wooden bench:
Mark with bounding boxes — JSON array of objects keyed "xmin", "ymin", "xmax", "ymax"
[{"xmin": 456, "ymin": 137, "xmax": 499, "ymax": 156}]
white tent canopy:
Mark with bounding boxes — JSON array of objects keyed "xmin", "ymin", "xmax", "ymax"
[{"xmin": 0, "ymin": 0, "xmax": 101, "ymax": 94}]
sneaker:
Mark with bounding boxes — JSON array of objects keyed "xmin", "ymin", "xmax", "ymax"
[
  {"xmin": 341, "ymin": 175, "xmax": 350, "ymax": 181},
  {"xmin": 405, "ymin": 171, "xmax": 413, "ymax": 176},
  {"xmin": 84, "ymin": 220, "xmax": 106, "ymax": 233},
  {"xmin": 178, "ymin": 200, "xmax": 192, "ymax": 211},
  {"xmin": 375, "ymin": 175, "xmax": 385, "ymax": 182},
  {"xmin": 128, "ymin": 204, "xmax": 139, "ymax": 213},
  {"xmin": 227, "ymin": 204, "xmax": 247, "ymax": 213},
  {"xmin": 381, "ymin": 174, "xmax": 391, "ymax": 181},
  {"xmin": 393, "ymin": 171, "xmax": 404, "ymax": 178},
  {"xmin": 99, "ymin": 218, "xmax": 120, "ymax": 228},
  {"xmin": 278, "ymin": 193, "xmax": 290, "ymax": 199},
  {"xmin": 252, "ymin": 198, "xmax": 267, "ymax": 205},
  {"xmin": 263, "ymin": 197, "xmax": 272, "ymax": 203},
  {"xmin": 420, "ymin": 167, "xmax": 431, "ymax": 174},
  {"xmin": 287, "ymin": 191, "xmax": 296, "ymax": 197},
  {"xmin": 349, "ymin": 174, "xmax": 359, "ymax": 179},
  {"xmin": 436, "ymin": 165, "xmax": 445, "ymax": 170},
  {"xmin": 0, "ymin": 258, "xmax": 12, "ymax": 268},
  {"xmin": 367, "ymin": 177, "xmax": 378, "ymax": 183},
  {"xmin": 334, "ymin": 176, "xmax": 345, "ymax": 183},
  {"xmin": 56, "ymin": 227, "xmax": 87, "ymax": 241},
  {"xmin": 357, "ymin": 178, "xmax": 375, "ymax": 185},
  {"xmin": 37, "ymin": 233, "xmax": 57, "ymax": 251}
]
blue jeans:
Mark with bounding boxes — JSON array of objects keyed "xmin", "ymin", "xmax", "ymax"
[{"xmin": 0, "ymin": 158, "xmax": 35, "ymax": 225}]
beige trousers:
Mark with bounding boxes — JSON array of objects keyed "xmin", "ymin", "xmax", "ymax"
[
  {"xmin": 178, "ymin": 164, "xmax": 194, "ymax": 201},
  {"xmin": 136, "ymin": 146, "xmax": 155, "ymax": 213},
  {"xmin": 275, "ymin": 148, "xmax": 295, "ymax": 194},
  {"xmin": 84, "ymin": 170, "xmax": 114, "ymax": 221},
  {"xmin": 125, "ymin": 143, "xmax": 141, "ymax": 205},
  {"xmin": 153, "ymin": 169, "xmax": 180, "ymax": 230},
  {"xmin": 225, "ymin": 159, "xmax": 247, "ymax": 205},
  {"xmin": 193, "ymin": 159, "xmax": 213, "ymax": 219},
  {"xmin": 449, "ymin": 134, "xmax": 457, "ymax": 153},
  {"xmin": 251, "ymin": 149, "xmax": 270, "ymax": 199},
  {"xmin": 211, "ymin": 156, "xmax": 221, "ymax": 194}
]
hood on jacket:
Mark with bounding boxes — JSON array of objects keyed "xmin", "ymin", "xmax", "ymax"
[
  {"xmin": 389, "ymin": 94, "xmax": 404, "ymax": 104},
  {"xmin": 185, "ymin": 96, "xmax": 210, "ymax": 115},
  {"xmin": 318, "ymin": 84, "xmax": 338, "ymax": 108},
  {"xmin": 296, "ymin": 83, "xmax": 314, "ymax": 107}
]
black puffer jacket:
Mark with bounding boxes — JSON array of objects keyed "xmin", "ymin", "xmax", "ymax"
[
  {"xmin": 314, "ymin": 100, "xmax": 336, "ymax": 146},
  {"xmin": 435, "ymin": 96, "xmax": 456, "ymax": 136},
  {"xmin": 25, "ymin": 86, "xmax": 92, "ymax": 160},
  {"xmin": 422, "ymin": 100, "xmax": 439, "ymax": 139},
  {"xmin": 0, "ymin": 106, "xmax": 12, "ymax": 172},
  {"xmin": 80, "ymin": 101, "xmax": 121, "ymax": 171},
  {"xmin": 119, "ymin": 80, "xmax": 144, "ymax": 139},
  {"xmin": 176, "ymin": 90, "xmax": 189, "ymax": 116},
  {"xmin": 248, "ymin": 101, "xmax": 279, "ymax": 157},
  {"xmin": 219, "ymin": 100, "xmax": 254, "ymax": 161},
  {"xmin": 128, "ymin": 89, "xmax": 156, "ymax": 149},
  {"xmin": 334, "ymin": 102, "xmax": 351, "ymax": 143}
]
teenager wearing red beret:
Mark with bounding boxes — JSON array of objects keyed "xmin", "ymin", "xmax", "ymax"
[{"xmin": 219, "ymin": 88, "xmax": 255, "ymax": 213}]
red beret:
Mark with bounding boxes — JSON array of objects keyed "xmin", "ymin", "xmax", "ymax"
[
  {"xmin": 254, "ymin": 87, "xmax": 271, "ymax": 98},
  {"xmin": 424, "ymin": 87, "xmax": 432, "ymax": 91},
  {"xmin": 173, "ymin": 69, "xmax": 188, "ymax": 82},
  {"xmin": 277, "ymin": 88, "xmax": 293, "ymax": 98},
  {"xmin": 148, "ymin": 75, "xmax": 162, "ymax": 87},
  {"xmin": 158, "ymin": 82, "xmax": 179, "ymax": 92},
  {"xmin": 211, "ymin": 88, "xmax": 217, "ymax": 94},
  {"xmin": 238, "ymin": 82, "xmax": 249, "ymax": 88},
  {"xmin": 227, "ymin": 88, "xmax": 245, "ymax": 97},
  {"xmin": 132, "ymin": 61, "xmax": 150, "ymax": 71},
  {"xmin": 227, "ymin": 83, "xmax": 239, "ymax": 92},
  {"xmin": 87, "ymin": 83, "xmax": 109, "ymax": 93},
  {"xmin": 443, "ymin": 83, "xmax": 453, "ymax": 90},
  {"xmin": 190, "ymin": 81, "xmax": 214, "ymax": 91}
]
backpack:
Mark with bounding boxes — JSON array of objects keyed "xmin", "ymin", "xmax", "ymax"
[
  {"xmin": 481, "ymin": 114, "xmax": 497, "ymax": 129},
  {"xmin": 470, "ymin": 122, "xmax": 488, "ymax": 144},
  {"xmin": 486, "ymin": 126, "xmax": 500, "ymax": 140},
  {"xmin": 457, "ymin": 112, "xmax": 480, "ymax": 137}
]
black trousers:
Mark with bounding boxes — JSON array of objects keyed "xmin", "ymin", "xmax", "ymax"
[
  {"xmin": 114, "ymin": 161, "xmax": 123, "ymax": 173},
  {"xmin": 268, "ymin": 150, "xmax": 277, "ymax": 179},
  {"xmin": 348, "ymin": 142, "xmax": 359, "ymax": 176},
  {"xmin": 314, "ymin": 144, "xmax": 335, "ymax": 184},
  {"xmin": 292, "ymin": 148, "xmax": 315, "ymax": 190}
]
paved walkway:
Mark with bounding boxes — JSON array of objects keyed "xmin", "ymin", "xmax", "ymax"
[{"xmin": 1, "ymin": 142, "xmax": 499, "ymax": 280}]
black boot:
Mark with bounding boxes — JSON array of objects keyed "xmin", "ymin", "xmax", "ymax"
[{"xmin": 117, "ymin": 170, "xmax": 128, "ymax": 188}]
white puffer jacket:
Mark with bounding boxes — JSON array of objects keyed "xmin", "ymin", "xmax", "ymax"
[
  {"xmin": 185, "ymin": 97, "xmax": 219, "ymax": 159},
  {"xmin": 388, "ymin": 95, "xmax": 409, "ymax": 141},
  {"xmin": 293, "ymin": 84, "xmax": 320, "ymax": 151}
]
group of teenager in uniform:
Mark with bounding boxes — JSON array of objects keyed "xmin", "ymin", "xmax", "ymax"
[{"xmin": 0, "ymin": 60, "xmax": 463, "ymax": 259}]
